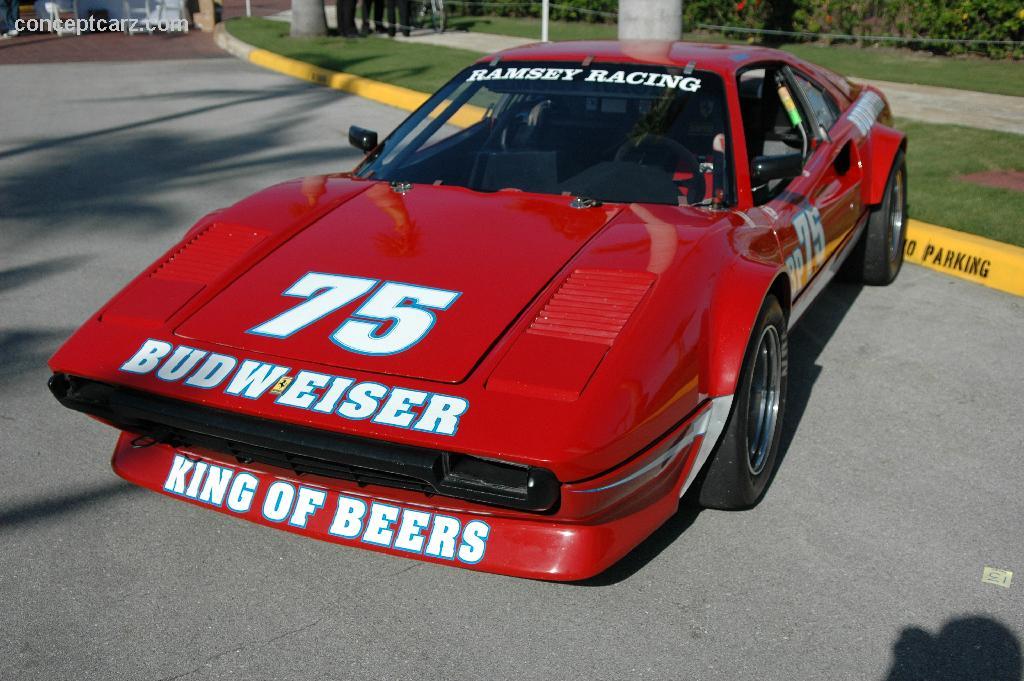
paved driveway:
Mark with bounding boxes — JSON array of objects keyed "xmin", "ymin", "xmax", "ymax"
[{"xmin": 1, "ymin": 58, "xmax": 1021, "ymax": 681}]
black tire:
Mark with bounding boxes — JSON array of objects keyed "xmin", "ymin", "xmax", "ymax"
[
  {"xmin": 696, "ymin": 295, "xmax": 788, "ymax": 510},
  {"xmin": 844, "ymin": 150, "xmax": 907, "ymax": 286}
]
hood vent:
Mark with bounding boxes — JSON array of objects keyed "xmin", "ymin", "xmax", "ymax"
[
  {"xmin": 527, "ymin": 269, "xmax": 655, "ymax": 346},
  {"xmin": 152, "ymin": 223, "xmax": 266, "ymax": 283}
]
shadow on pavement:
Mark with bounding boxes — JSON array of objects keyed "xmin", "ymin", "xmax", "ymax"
[
  {"xmin": 574, "ymin": 505, "xmax": 702, "ymax": 586},
  {"xmin": 0, "ymin": 255, "xmax": 92, "ymax": 294},
  {"xmin": 0, "ymin": 83, "xmax": 364, "ymax": 250},
  {"xmin": 0, "ymin": 480, "xmax": 142, "ymax": 531},
  {"xmin": 0, "ymin": 83, "xmax": 330, "ymax": 163},
  {"xmin": 776, "ymin": 280, "xmax": 863, "ymax": 468},
  {"xmin": 882, "ymin": 616, "xmax": 1022, "ymax": 681},
  {"xmin": 0, "ymin": 328, "xmax": 77, "ymax": 377}
]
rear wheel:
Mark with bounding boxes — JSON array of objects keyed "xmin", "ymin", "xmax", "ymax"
[
  {"xmin": 844, "ymin": 150, "xmax": 907, "ymax": 285},
  {"xmin": 696, "ymin": 295, "xmax": 788, "ymax": 510}
]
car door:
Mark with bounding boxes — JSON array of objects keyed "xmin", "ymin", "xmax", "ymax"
[
  {"xmin": 788, "ymin": 65, "xmax": 869, "ymax": 289},
  {"xmin": 761, "ymin": 65, "xmax": 864, "ymax": 297},
  {"xmin": 788, "ymin": 66, "xmax": 864, "ymax": 265}
]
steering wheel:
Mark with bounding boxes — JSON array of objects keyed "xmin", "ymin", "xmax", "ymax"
[
  {"xmin": 615, "ymin": 134, "xmax": 705, "ymax": 203},
  {"xmin": 500, "ymin": 100, "xmax": 552, "ymax": 151}
]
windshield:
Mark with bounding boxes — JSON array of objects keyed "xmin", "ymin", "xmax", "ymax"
[{"xmin": 355, "ymin": 62, "xmax": 732, "ymax": 206}]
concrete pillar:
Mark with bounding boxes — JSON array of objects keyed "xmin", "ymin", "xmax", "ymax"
[{"xmin": 618, "ymin": 0, "xmax": 682, "ymax": 41}]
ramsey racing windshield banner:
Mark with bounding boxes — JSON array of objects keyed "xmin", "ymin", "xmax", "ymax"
[{"xmin": 465, "ymin": 66, "xmax": 702, "ymax": 92}]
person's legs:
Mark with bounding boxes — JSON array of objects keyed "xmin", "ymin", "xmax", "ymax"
[
  {"xmin": 1, "ymin": 0, "xmax": 20, "ymax": 35},
  {"xmin": 397, "ymin": 0, "xmax": 408, "ymax": 36},
  {"xmin": 359, "ymin": 0, "xmax": 370, "ymax": 35},
  {"xmin": 385, "ymin": 0, "xmax": 395, "ymax": 36},
  {"xmin": 337, "ymin": 0, "xmax": 356, "ymax": 36},
  {"xmin": 373, "ymin": 0, "xmax": 384, "ymax": 31}
]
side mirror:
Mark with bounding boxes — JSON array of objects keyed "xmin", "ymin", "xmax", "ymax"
[
  {"xmin": 349, "ymin": 125, "xmax": 378, "ymax": 153},
  {"xmin": 750, "ymin": 153, "xmax": 803, "ymax": 186}
]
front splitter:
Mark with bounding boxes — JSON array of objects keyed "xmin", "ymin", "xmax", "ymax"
[{"xmin": 111, "ymin": 424, "xmax": 703, "ymax": 581}]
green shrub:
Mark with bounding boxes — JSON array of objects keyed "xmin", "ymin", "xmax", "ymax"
[
  {"xmin": 788, "ymin": 0, "xmax": 1023, "ymax": 57},
  {"xmin": 445, "ymin": 0, "xmax": 617, "ymax": 22},
  {"xmin": 445, "ymin": 0, "xmax": 1023, "ymax": 57}
]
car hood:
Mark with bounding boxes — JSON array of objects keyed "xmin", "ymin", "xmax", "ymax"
[{"xmin": 175, "ymin": 182, "xmax": 622, "ymax": 383}]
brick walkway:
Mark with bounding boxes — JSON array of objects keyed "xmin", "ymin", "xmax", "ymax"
[
  {"xmin": 0, "ymin": 29, "xmax": 226, "ymax": 64},
  {"xmin": 0, "ymin": 0, "xmax": 303, "ymax": 64},
  {"xmin": 0, "ymin": 0, "xmax": 298, "ymax": 65}
]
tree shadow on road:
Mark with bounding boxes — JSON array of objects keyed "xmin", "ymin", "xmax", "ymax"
[
  {"xmin": 0, "ymin": 255, "xmax": 92, "ymax": 295},
  {"xmin": 0, "ymin": 82, "xmax": 364, "ymax": 252},
  {"xmin": 0, "ymin": 83, "xmax": 335, "ymax": 162},
  {"xmin": 882, "ymin": 616, "xmax": 1021, "ymax": 681},
  {"xmin": 0, "ymin": 327, "xmax": 77, "ymax": 377},
  {"xmin": 0, "ymin": 480, "xmax": 142, "ymax": 531}
]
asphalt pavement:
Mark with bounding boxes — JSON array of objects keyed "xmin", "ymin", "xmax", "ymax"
[{"xmin": 1, "ymin": 58, "xmax": 1022, "ymax": 681}]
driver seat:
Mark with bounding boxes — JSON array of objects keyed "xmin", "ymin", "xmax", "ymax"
[{"xmin": 471, "ymin": 99, "xmax": 559, "ymax": 194}]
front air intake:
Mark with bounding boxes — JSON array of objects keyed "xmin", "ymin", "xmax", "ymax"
[{"xmin": 48, "ymin": 374, "xmax": 560, "ymax": 513}]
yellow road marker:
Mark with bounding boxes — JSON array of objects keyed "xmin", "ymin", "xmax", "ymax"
[
  {"xmin": 981, "ymin": 566, "xmax": 1013, "ymax": 588},
  {"xmin": 249, "ymin": 48, "xmax": 431, "ymax": 112},
  {"xmin": 246, "ymin": 49, "xmax": 486, "ymax": 128},
  {"xmin": 905, "ymin": 220, "xmax": 1024, "ymax": 297}
]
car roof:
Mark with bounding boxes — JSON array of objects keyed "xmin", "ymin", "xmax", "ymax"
[{"xmin": 478, "ymin": 40, "xmax": 791, "ymax": 75}]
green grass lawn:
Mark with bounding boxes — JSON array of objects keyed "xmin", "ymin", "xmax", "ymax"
[
  {"xmin": 226, "ymin": 19, "xmax": 1024, "ymax": 246},
  {"xmin": 449, "ymin": 16, "xmax": 1024, "ymax": 98},
  {"xmin": 447, "ymin": 14, "xmax": 617, "ymax": 42},
  {"xmin": 783, "ymin": 43, "xmax": 1024, "ymax": 98},
  {"xmin": 896, "ymin": 118, "xmax": 1024, "ymax": 247},
  {"xmin": 227, "ymin": 17, "xmax": 478, "ymax": 93}
]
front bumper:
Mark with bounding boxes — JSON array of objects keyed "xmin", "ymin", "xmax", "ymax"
[{"xmin": 57, "ymin": 376, "xmax": 729, "ymax": 581}]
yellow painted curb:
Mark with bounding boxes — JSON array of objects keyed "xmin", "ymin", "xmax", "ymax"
[
  {"xmin": 904, "ymin": 219, "xmax": 1024, "ymax": 297},
  {"xmin": 248, "ymin": 48, "xmax": 431, "ymax": 112},
  {"xmin": 246, "ymin": 46, "xmax": 486, "ymax": 127}
]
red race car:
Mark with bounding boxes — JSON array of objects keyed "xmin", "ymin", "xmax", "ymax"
[{"xmin": 49, "ymin": 41, "xmax": 906, "ymax": 581}]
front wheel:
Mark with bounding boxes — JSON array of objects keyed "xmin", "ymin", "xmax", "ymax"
[{"xmin": 695, "ymin": 295, "xmax": 788, "ymax": 510}]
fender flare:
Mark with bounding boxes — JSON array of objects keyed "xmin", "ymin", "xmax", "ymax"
[
  {"xmin": 703, "ymin": 257, "xmax": 790, "ymax": 398},
  {"xmin": 864, "ymin": 124, "xmax": 907, "ymax": 206}
]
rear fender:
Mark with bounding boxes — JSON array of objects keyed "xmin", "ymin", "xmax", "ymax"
[{"xmin": 864, "ymin": 124, "xmax": 906, "ymax": 206}]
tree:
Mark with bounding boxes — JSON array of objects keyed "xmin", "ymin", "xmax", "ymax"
[{"xmin": 291, "ymin": 0, "xmax": 327, "ymax": 37}]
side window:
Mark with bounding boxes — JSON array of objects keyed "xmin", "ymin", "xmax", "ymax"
[
  {"xmin": 737, "ymin": 65, "xmax": 811, "ymax": 205},
  {"xmin": 793, "ymin": 73, "xmax": 839, "ymax": 131}
]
